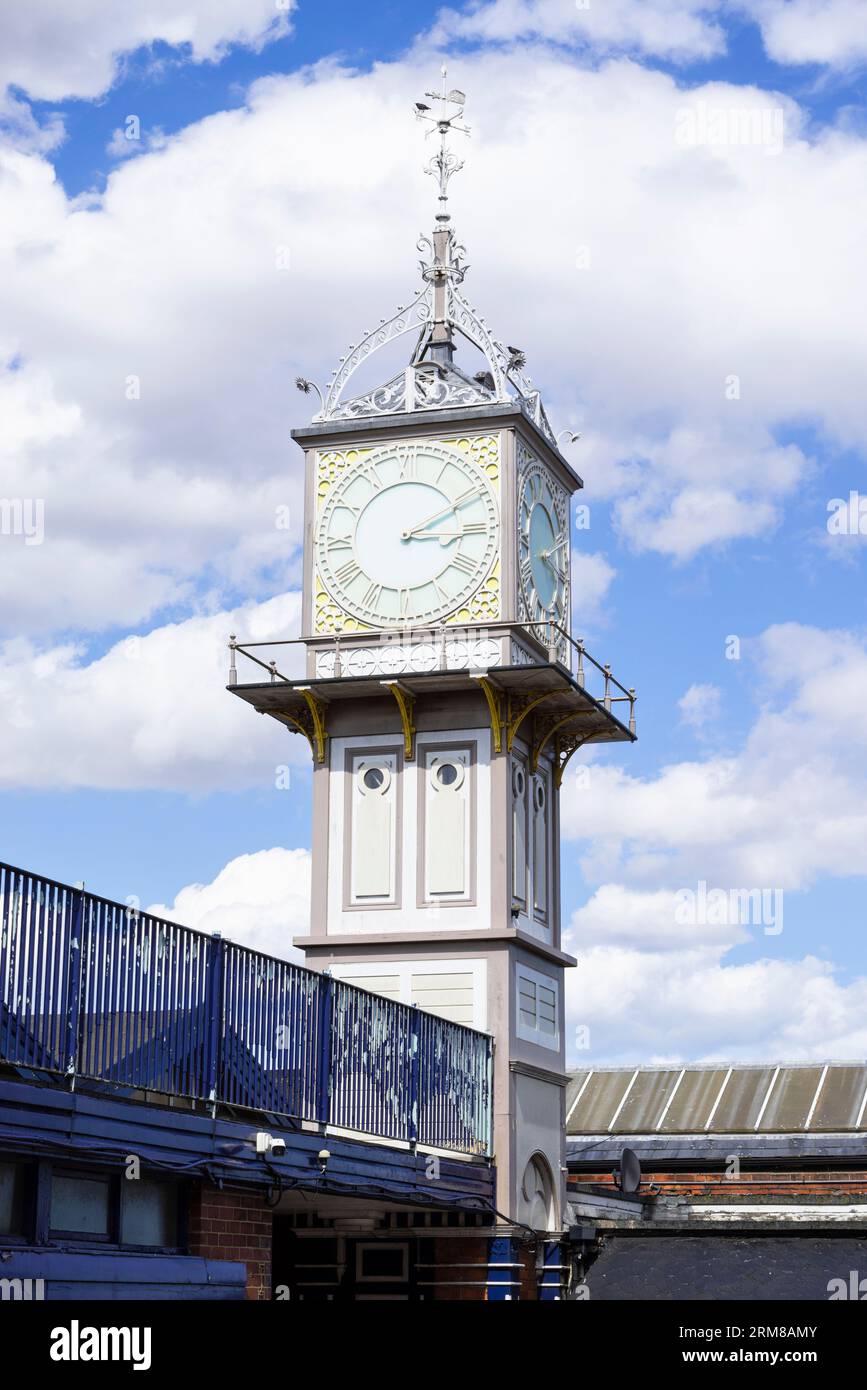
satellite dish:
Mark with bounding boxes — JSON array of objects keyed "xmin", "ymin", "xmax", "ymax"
[{"xmin": 617, "ymin": 1147, "xmax": 642, "ymax": 1195}]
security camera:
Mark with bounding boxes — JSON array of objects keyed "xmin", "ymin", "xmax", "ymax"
[
  {"xmin": 255, "ymin": 1131, "xmax": 287, "ymax": 1156},
  {"xmin": 317, "ymin": 1148, "xmax": 331, "ymax": 1173}
]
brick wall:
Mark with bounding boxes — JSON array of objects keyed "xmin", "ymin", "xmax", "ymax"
[
  {"xmin": 570, "ymin": 1170, "xmax": 867, "ymax": 1199},
  {"xmin": 427, "ymin": 1237, "xmax": 490, "ymax": 1300},
  {"xmin": 187, "ymin": 1184, "xmax": 273, "ymax": 1300}
]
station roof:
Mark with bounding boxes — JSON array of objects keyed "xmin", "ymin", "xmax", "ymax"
[{"xmin": 566, "ymin": 1064, "xmax": 867, "ymax": 1137}]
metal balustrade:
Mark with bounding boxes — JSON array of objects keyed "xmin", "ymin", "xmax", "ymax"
[
  {"xmin": 0, "ymin": 862, "xmax": 493, "ymax": 1157},
  {"xmin": 227, "ymin": 621, "xmax": 636, "ymax": 735}
]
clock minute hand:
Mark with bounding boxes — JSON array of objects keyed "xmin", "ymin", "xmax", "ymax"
[
  {"xmin": 401, "ymin": 488, "xmax": 481, "ymax": 540},
  {"xmin": 541, "ymin": 537, "xmax": 569, "ymax": 560}
]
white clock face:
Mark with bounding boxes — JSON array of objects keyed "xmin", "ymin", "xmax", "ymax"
[
  {"xmin": 518, "ymin": 465, "xmax": 568, "ymax": 627},
  {"xmin": 316, "ymin": 441, "xmax": 499, "ymax": 627}
]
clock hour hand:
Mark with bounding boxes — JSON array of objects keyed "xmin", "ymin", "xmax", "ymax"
[
  {"xmin": 540, "ymin": 551, "xmax": 567, "ymax": 584},
  {"xmin": 403, "ymin": 529, "xmax": 463, "ymax": 541}
]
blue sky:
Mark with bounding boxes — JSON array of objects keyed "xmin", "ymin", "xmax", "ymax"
[{"xmin": 2, "ymin": 0, "xmax": 867, "ymax": 1063}]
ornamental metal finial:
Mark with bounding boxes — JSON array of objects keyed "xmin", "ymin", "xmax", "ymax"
[{"xmin": 415, "ymin": 66, "xmax": 470, "ymax": 226}]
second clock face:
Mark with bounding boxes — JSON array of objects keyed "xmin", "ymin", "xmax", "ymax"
[
  {"xmin": 518, "ymin": 464, "xmax": 568, "ymax": 627},
  {"xmin": 316, "ymin": 441, "xmax": 499, "ymax": 627}
]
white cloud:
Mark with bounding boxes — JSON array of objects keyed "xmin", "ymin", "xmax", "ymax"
[
  {"xmin": 564, "ymin": 622, "xmax": 867, "ymax": 890},
  {"xmin": 147, "ymin": 846, "xmax": 309, "ymax": 960},
  {"xmin": 0, "ymin": 592, "xmax": 308, "ymax": 792},
  {"xmin": 0, "ymin": 1, "xmax": 294, "ymax": 103},
  {"xmin": 428, "ymin": 0, "xmax": 726, "ymax": 62},
  {"xmin": 749, "ymin": 0, "xmax": 867, "ymax": 69},
  {"xmin": 2, "ymin": 54, "xmax": 866, "ymax": 639},
  {"xmin": 565, "ymin": 940, "xmax": 867, "ymax": 1065},
  {"xmin": 678, "ymin": 681, "xmax": 723, "ymax": 730},
  {"xmin": 571, "ymin": 550, "xmax": 617, "ymax": 624},
  {"xmin": 562, "ymin": 622, "xmax": 867, "ymax": 1062}
]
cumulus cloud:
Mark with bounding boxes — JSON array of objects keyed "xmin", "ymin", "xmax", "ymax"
[
  {"xmin": 678, "ymin": 681, "xmax": 723, "ymax": 731},
  {"xmin": 0, "ymin": 592, "xmax": 307, "ymax": 792},
  {"xmin": 2, "ymin": 54, "xmax": 866, "ymax": 639},
  {"xmin": 562, "ymin": 622, "xmax": 867, "ymax": 1062},
  {"xmin": 749, "ymin": 0, "xmax": 867, "ymax": 69},
  {"xmin": 147, "ymin": 846, "xmax": 309, "ymax": 960},
  {"xmin": 565, "ymin": 622, "xmax": 867, "ymax": 891},
  {"xmin": 571, "ymin": 550, "xmax": 617, "ymax": 625},
  {"xmin": 0, "ymin": 1, "xmax": 294, "ymax": 104},
  {"xmin": 565, "ymin": 941, "xmax": 867, "ymax": 1065},
  {"xmin": 427, "ymin": 0, "xmax": 726, "ymax": 62}
]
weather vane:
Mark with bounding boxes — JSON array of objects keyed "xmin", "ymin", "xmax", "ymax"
[{"xmin": 414, "ymin": 66, "xmax": 470, "ymax": 225}]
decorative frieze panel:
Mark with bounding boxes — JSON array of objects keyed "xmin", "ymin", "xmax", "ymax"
[{"xmin": 315, "ymin": 634, "xmax": 502, "ymax": 678}]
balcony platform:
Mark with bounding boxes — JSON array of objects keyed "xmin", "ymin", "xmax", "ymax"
[{"xmin": 229, "ymin": 648, "xmax": 635, "ymax": 785}]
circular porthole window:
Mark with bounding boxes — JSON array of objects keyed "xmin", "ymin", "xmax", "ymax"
[
  {"xmin": 534, "ymin": 780, "xmax": 546, "ymax": 812},
  {"xmin": 431, "ymin": 757, "xmax": 464, "ymax": 791},
  {"xmin": 359, "ymin": 763, "xmax": 390, "ymax": 794},
  {"xmin": 512, "ymin": 763, "xmax": 526, "ymax": 799}
]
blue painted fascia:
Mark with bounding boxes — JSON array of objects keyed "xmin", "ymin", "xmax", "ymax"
[
  {"xmin": 0, "ymin": 1076, "xmax": 495, "ymax": 1211},
  {"xmin": 0, "ymin": 1249, "xmax": 246, "ymax": 1301}
]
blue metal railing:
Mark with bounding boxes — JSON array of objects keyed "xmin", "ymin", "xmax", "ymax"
[{"xmin": 0, "ymin": 862, "xmax": 492, "ymax": 1157}]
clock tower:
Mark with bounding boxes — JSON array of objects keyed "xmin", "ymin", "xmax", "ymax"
[{"xmin": 230, "ymin": 73, "xmax": 636, "ymax": 1248}]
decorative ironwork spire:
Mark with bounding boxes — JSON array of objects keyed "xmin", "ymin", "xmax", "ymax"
[
  {"xmin": 414, "ymin": 65, "xmax": 470, "ymax": 227},
  {"xmin": 296, "ymin": 69, "xmax": 559, "ymax": 450}
]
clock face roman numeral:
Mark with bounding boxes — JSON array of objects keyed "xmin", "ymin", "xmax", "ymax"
[
  {"xmin": 335, "ymin": 558, "xmax": 361, "ymax": 586},
  {"xmin": 450, "ymin": 551, "xmax": 478, "ymax": 577},
  {"xmin": 363, "ymin": 581, "xmax": 382, "ymax": 611},
  {"xmin": 398, "ymin": 452, "xmax": 418, "ymax": 480}
]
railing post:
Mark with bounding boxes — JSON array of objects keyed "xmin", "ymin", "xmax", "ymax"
[
  {"xmin": 228, "ymin": 635, "xmax": 237, "ymax": 687},
  {"xmin": 64, "ymin": 887, "xmax": 85, "ymax": 1089},
  {"xmin": 408, "ymin": 1004, "xmax": 420, "ymax": 1149},
  {"xmin": 576, "ymin": 641, "xmax": 586, "ymax": 690},
  {"xmin": 205, "ymin": 933, "xmax": 226, "ymax": 1117},
  {"xmin": 603, "ymin": 664, "xmax": 612, "ymax": 711},
  {"xmin": 629, "ymin": 689, "xmax": 637, "ymax": 736},
  {"xmin": 317, "ymin": 971, "xmax": 334, "ymax": 1129}
]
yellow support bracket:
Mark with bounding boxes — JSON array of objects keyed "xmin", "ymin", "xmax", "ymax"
[
  {"xmin": 471, "ymin": 675, "xmax": 504, "ymax": 754},
  {"xmin": 297, "ymin": 687, "xmax": 329, "ymax": 764},
  {"xmin": 506, "ymin": 690, "xmax": 560, "ymax": 752},
  {"xmin": 381, "ymin": 680, "xmax": 416, "ymax": 760},
  {"xmin": 531, "ymin": 710, "xmax": 597, "ymax": 772},
  {"xmin": 554, "ymin": 735, "xmax": 592, "ymax": 788}
]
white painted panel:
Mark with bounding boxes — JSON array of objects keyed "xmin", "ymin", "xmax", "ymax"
[
  {"xmin": 354, "ymin": 796, "xmax": 392, "ymax": 897},
  {"xmin": 336, "ymin": 973, "xmax": 402, "ymax": 1000},
  {"xmin": 328, "ymin": 729, "xmax": 490, "ymax": 935},
  {"xmin": 411, "ymin": 970, "xmax": 474, "ymax": 1026},
  {"xmin": 351, "ymin": 755, "xmax": 396, "ymax": 903},
  {"xmin": 424, "ymin": 749, "xmax": 470, "ymax": 901},
  {"xmin": 331, "ymin": 960, "xmax": 488, "ymax": 1031}
]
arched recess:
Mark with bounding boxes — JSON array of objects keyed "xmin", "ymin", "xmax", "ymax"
[{"xmin": 517, "ymin": 1151, "xmax": 558, "ymax": 1233}]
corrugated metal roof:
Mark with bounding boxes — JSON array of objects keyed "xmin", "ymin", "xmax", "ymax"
[{"xmin": 565, "ymin": 1064, "xmax": 867, "ymax": 1135}]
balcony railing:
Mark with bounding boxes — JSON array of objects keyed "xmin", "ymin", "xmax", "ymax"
[
  {"xmin": 0, "ymin": 862, "xmax": 492, "ymax": 1157},
  {"xmin": 228, "ymin": 620, "xmax": 636, "ymax": 734}
]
